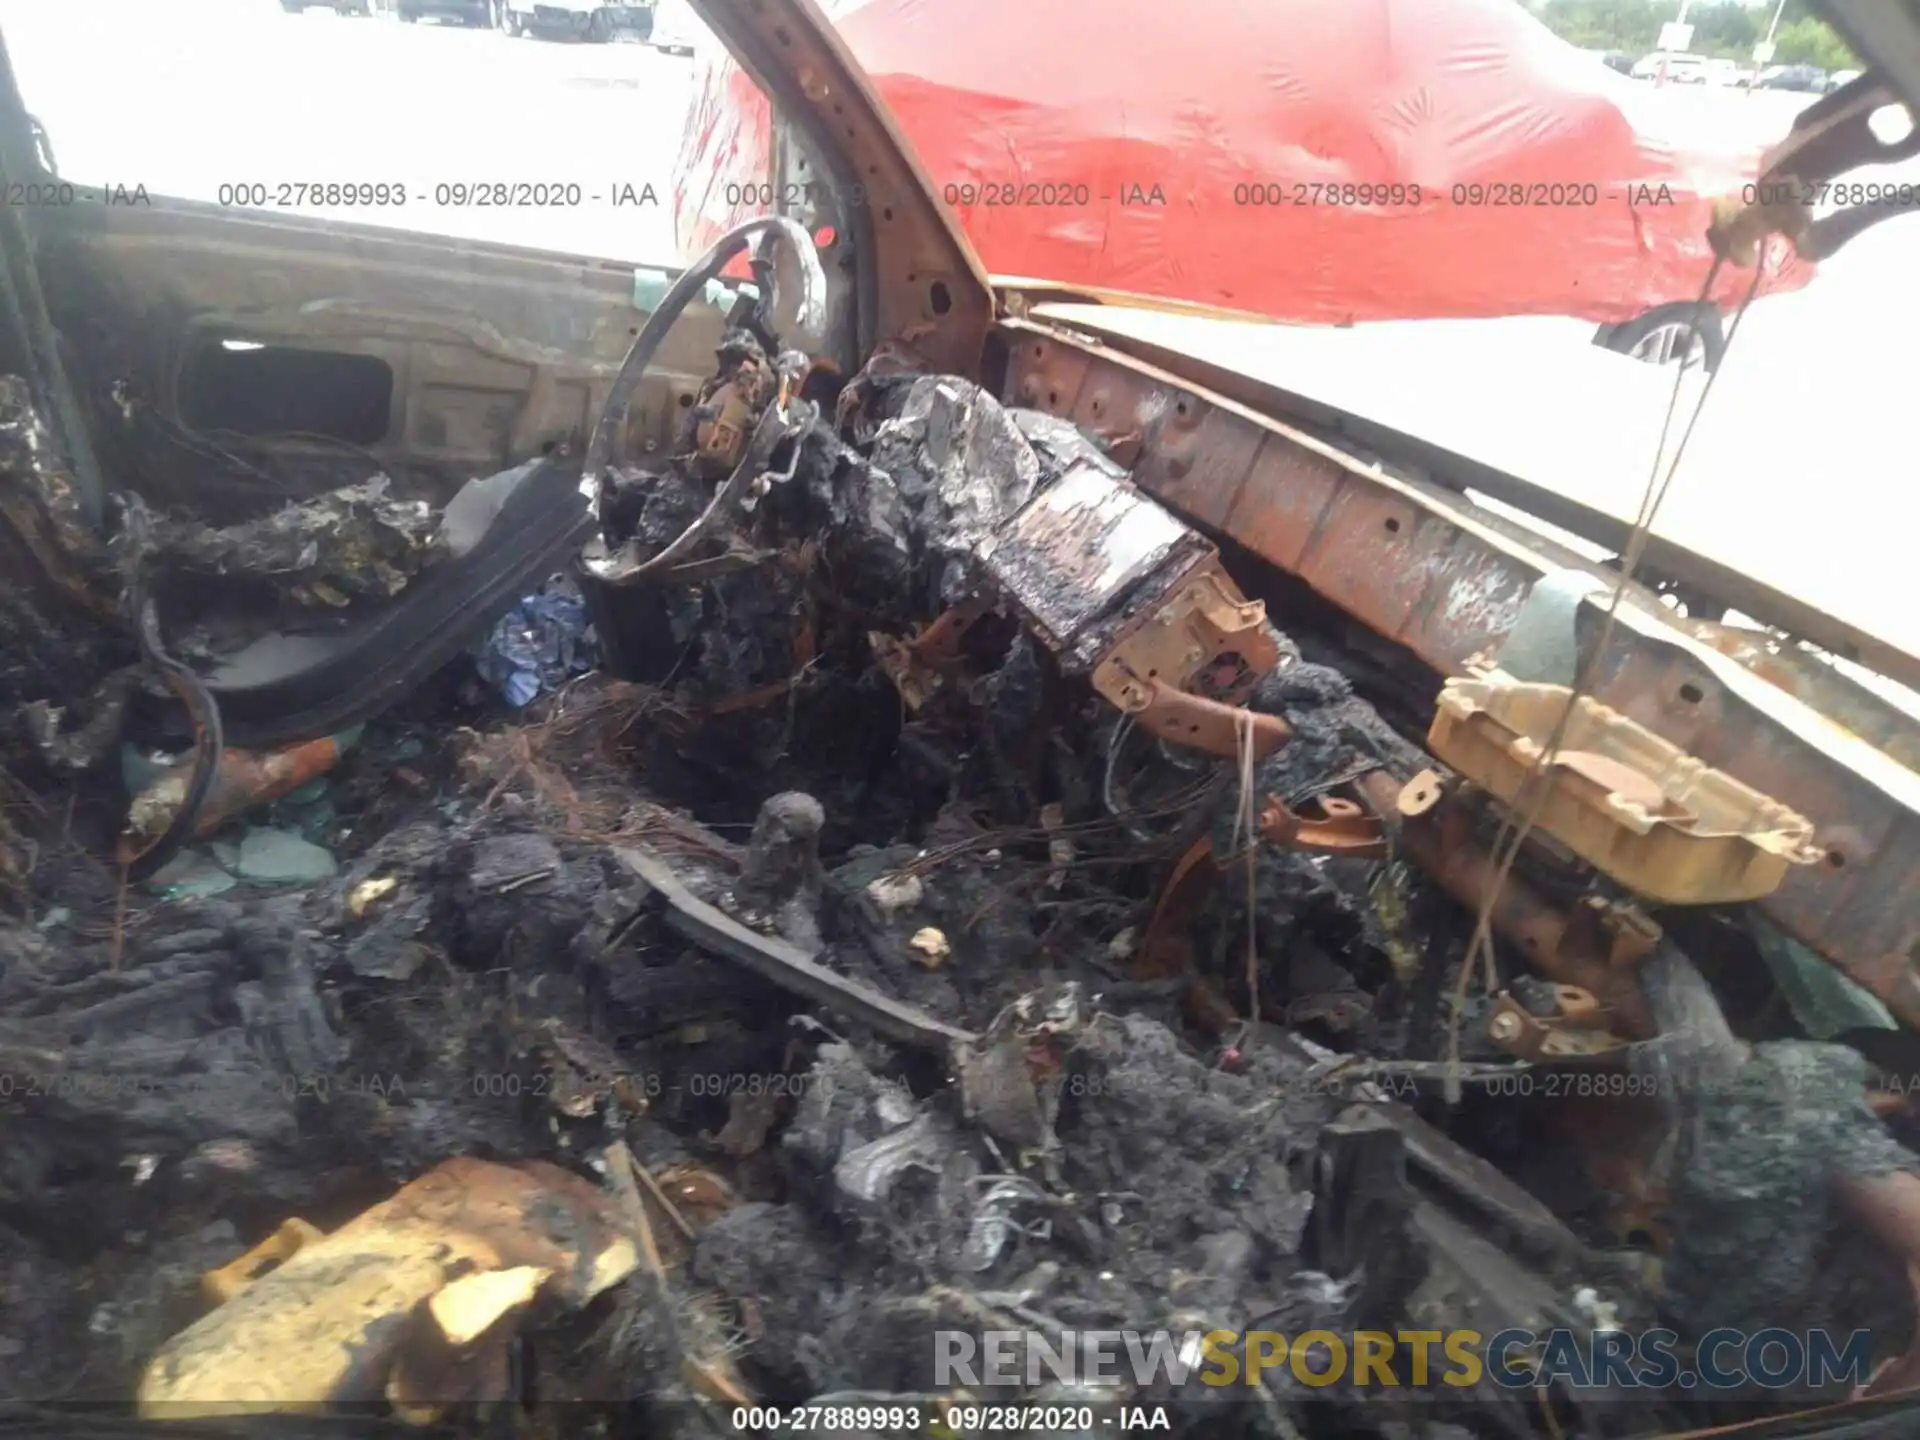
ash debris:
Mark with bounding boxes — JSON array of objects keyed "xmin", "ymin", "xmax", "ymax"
[{"xmin": 1, "ymin": 340, "xmax": 1918, "ymax": 1440}]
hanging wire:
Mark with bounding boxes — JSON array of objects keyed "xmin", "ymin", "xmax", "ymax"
[
  {"xmin": 1441, "ymin": 253, "xmax": 1771, "ymax": 1100},
  {"xmin": 1232, "ymin": 708, "xmax": 1262, "ymax": 1030}
]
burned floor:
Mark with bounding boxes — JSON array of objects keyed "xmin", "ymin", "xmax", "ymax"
[{"xmin": 8, "ymin": 260, "xmax": 1920, "ymax": 1440}]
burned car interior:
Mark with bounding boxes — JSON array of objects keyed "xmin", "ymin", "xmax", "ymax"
[{"xmin": 8, "ymin": 1, "xmax": 1920, "ymax": 1437}]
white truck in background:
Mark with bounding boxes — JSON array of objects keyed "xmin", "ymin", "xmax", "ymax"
[{"xmin": 647, "ymin": 0, "xmax": 698, "ymax": 54}]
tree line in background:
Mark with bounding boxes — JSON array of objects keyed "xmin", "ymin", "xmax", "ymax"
[{"xmin": 1527, "ymin": 0, "xmax": 1857, "ymax": 69}]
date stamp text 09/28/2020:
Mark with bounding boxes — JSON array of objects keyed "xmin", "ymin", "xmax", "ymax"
[
  {"xmin": 0, "ymin": 180, "xmax": 666, "ymax": 209},
  {"xmin": 24, "ymin": 176, "xmax": 1917, "ymax": 214},
  {"xmin": 7, "ymin": 177, "xmax": 1792, "ymax": 213}
]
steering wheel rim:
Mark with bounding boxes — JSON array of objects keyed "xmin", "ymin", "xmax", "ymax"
[{"xmin": 582, "ymin": 214, "xmax": 824, "ymax": 490}]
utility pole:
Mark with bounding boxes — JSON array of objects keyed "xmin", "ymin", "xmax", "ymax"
[
  {"xmin": 1747, "ymin": 0, "xmax": 1788, "ymax": 92},
  {"xmin": 1657, "ymin": 0, "xmax": 1694, "ymax": 88}
]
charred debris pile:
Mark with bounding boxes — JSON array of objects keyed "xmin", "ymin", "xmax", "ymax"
[{"xmin": 3, "ymin": 318, "xmax": 1920, "ymax": 1440}]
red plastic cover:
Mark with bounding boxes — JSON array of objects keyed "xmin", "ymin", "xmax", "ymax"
[{"xmin": 675, "ymin": 0, "xmax": 1809, "ymax": 324}]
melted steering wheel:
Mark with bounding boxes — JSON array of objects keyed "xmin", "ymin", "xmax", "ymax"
[{"xmin": 582, "ymin": 215, "xmax": 825, "ymax": 493}]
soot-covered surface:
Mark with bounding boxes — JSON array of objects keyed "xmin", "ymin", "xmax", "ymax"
[{"xmin": 4, "ymin": 357, "xmax": 1920, "ymax": 1440}]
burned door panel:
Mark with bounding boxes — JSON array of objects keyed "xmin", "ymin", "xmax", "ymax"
[{"xmin": 29, "ymin": 196, "xmax": 735, "ymax": 494}]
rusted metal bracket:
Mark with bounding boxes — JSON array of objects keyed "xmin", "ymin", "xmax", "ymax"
[
  {"xmin": 1259, "ymin": 792, "xmax": 1387, "ymax": 857},
  {"xmin": 1089, "ymin": 557, "xmax": 1283, "ymax": 762},
  {"xmin": 1485, "ymin": 987, "xmax": 1628, "ymax": 1062},
  {"xmin": 1089, "ymin": 558, "xmax": 1276, "ymax": 705},
  {"xmin": 1118, "ymin": 679, "xmax": 1292, "ymax": 761},
  {"xmin": 1362, "ymin": 771, "xmax": 1662, "ymax": 1038},
  {"xmin": 980, "ymin": 463, "xmax": 1287, "ymax": 760},
  {"xmin": 684, "ymin": 0, "xmax": 993, "ymax": 377},
  {"xmin": 1137, "ymin": 794, "xmax": 1390, "ymax": 984}
]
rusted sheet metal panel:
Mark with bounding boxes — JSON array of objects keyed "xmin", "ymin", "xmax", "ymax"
[
  {"xmin": 1007, "ymin": 338, "xmax": 1093, "ymax": 428},
  {"xmin": 999, "ymin": 317, "xmax": 1920, "ymax": 1009},
  {"xmin": 1295, "ymin": 488, "xmax": 1440, "ymax": 644},
  {"xmin": 1220, "ymin": 433, "xmax": 1337, "ymax": 572},
  {"xmin": 1019, "ymin": 325, "xmax": 1534, "ymax": 668},
  {"xmin": 1403, "ymin": 534, "xmax": 1534, "ymax": 667},
  {"xmin": 1130, "ymin": 399, "xmax": 1263, "ymax": 532}
]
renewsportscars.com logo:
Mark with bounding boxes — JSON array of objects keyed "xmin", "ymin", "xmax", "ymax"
[{"xmin": 932, "ymin": 1327, "xmax": 1878, "ymax": 1392}]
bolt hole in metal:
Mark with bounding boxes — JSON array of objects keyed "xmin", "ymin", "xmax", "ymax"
[
  {"xmin": 1384, "ymin": 517, "xmax": 1402, "ymax": 534},
  {"xmin": 1871, "ymin": 103, "xmax": 1916, "ymax": 146},
  {"xmin": 1829, "ymin": 850, "xmax": 1848, "ymax": 869},
  {"xmin": 1678, "ymin": 683, "xmax": 1704, "ymax": 705},
  {"xmin": 930, "ymin": 282, "xmax": 951, "ymax": 314}
]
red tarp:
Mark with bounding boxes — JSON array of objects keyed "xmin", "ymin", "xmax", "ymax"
[{"xmin": 675, "ymin": 0, "xmax": 1810, "ymax": 325}]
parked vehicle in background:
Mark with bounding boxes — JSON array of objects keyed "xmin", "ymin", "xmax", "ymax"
[
  {"xmin": 1827, "ymin": 67, "xmax": 1863, "ymax": 90},
  {"xmin": 398, "ymin": 0, "xmax": 494, "ymax": 23},
  {"xmin": 1587, "ymin": 49, "xmax": 1635, "ymax": 75},
  {"xmin": 281, "ymin": 0, "xmax": 392, "ymax": 12},
  {"xmin": 1632, "ymin": 52, "xmax": 1709, "ymax": 83},
  {"xmin": 500, "ymin": 0, "xmax": 652, "ymax": 38},
  {"xmin": 678, "ymin": 0, "xmax": 1811, "ymax": 374},
  {"xmin": 1755, "ymin": 63, "xmax": 1829, "ymax": 91},
  {"xmin": 647, "ymin": 0, "xmax": 698, "ymax": 54}
]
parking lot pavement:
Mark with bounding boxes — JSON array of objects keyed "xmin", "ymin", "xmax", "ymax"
[{"xmin": 0, "ymin": 0, "xmax": 694, "ymax": 263}]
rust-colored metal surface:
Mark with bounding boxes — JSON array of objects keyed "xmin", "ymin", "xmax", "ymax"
[
  {"xmin": 1683, "ymin": 616, "xmax": 1920, "ymax": 777},
  {"xmin": 1139, "ymin": 835, "xmax": 1216, "ymax": 981},
  {"xmin": 690, "ymin": 0, "xmax": 992, "ymax": 378},
  {"xmin": 1359, "ymin": 773, "xmax": 1660, "ymax": 1038},
  {"xmin": 1091, "ymin": 559, "xmax": 1275, "ymax": 706},
  {"xmin": 1124, "ymin": 681, "xmax": 1290, "ymax": 760},
  {"xmin": 1140, "ymin": 798, "xmax": 1388, "ymax": 988},
  {"xmin": 1259, "ymin": 793, "xmax": 1388, "ymax": 858},
  {"xmin": 1484, "ymin": 988, "xmax": 1627, "ymax": 1062},
  {"xmin": 1088, "ymin": 554, "xmax": 1286, "ymax": 758},
  {"xmin": 1004, "ymin": 318, "xmax": 1920, "ymax": 1030},
  {"xmin": 1556, "ymin": 1094, "xmax": 1671, "ymax": 1251}
]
